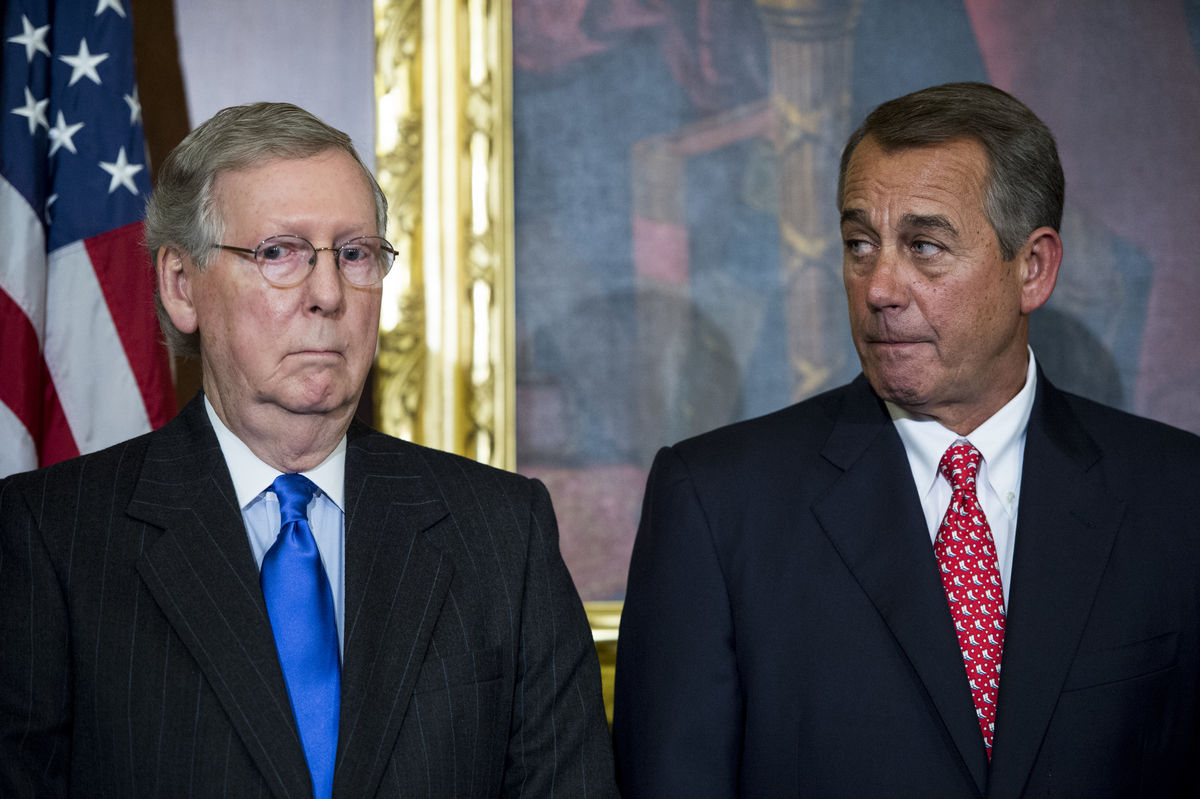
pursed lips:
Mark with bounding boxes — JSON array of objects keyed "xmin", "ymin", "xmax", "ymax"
[
  {"xmin": 865, "ymin": 336, "xmax": 930, "ymax": 346},
  {"xmin": 863, "ymin": 338, "xmax": 933, "ymax": 355}
]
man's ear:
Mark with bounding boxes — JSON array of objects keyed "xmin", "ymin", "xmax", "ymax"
[
  {"xmin": 155, "ymin": 246, "xmax": 199, "ymax": 334},
  {"xmin": 1018, "ymin": 226, "xmax": 1062, "ymax": 314}
]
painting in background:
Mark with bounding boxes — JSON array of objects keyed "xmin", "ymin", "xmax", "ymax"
[{"xmin": 513, "ymin": 0, "xmax": 1200, "ymax": 600}]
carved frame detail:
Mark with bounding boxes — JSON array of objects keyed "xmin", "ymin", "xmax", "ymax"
[{"xmin": 373, "ymin": 0, "xmax": 515, "ymax": 471}]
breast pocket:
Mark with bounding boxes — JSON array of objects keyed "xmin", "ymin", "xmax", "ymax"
[
  {"xmin": 1061, "ymin": 630, "xmax": 1178, "ymax": 692},
  {"xmin": 413, "ymin": 645, "xmax": 504, "ymax": 694}
]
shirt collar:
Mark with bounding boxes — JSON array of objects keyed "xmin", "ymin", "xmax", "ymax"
[
  {"xmin": 204, "ymin": 396, "xmax": 346, "ymax": 512},
  {"xmin": 886, "ymin": 349, "xmax": 1038, "ymax": 507}
]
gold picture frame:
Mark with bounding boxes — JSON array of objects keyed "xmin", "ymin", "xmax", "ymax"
[{"xmin": 373, "ymin": 0, "xmax": 515, "ymax": 472}]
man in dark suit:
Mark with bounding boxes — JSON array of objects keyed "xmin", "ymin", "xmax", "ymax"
[
  {"xmin": 0, "ymin": 102, "xmax": 616, "ymax": 798},
  {"xmin": 613, "ymin": 82, "xmax": 1200, "ymax": 797}
]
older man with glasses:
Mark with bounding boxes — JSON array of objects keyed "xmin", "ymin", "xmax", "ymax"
[{"xmin": 0, "ymin": 102, "xmax": 616, "ymax": 799}]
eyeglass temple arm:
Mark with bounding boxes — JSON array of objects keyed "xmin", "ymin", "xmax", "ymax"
[{"xmin": 212, "ymin": 244, "xmax": 257, "ymax": 256}]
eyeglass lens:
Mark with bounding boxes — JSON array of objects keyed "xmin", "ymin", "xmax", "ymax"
[{"xmin": 256, "ymin": 235, "xmax": 393, "ymax": 287}]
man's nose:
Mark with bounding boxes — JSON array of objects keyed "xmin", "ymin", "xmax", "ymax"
[
  {"xmin": 305, "ymin": 248, "xmax": 345, "ymax": 311},
  {"xmin": 865, "ymin": 247, "xmax": 909, "ymax": 310}
]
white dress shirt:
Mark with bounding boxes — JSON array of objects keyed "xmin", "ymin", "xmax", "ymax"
[
  {"xmin": 886, "ymin": 350, "xmax": 1038, "ymax": 607},
  {"xmin": 205, "ymin": 398, "xmax": 346, "ymax": 655}
]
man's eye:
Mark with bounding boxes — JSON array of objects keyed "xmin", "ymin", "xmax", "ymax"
[
  {"xmin": 844, "ymin": 238, "xmax": 874, "ymax": 256},
  {"xmin": 339, "ymin": 246, "xmax": 366, "ymax": 262},
  {"xmin": 257, "ymin": 238, "xmax": 308, "ymax": 262},
  {"xmin": 912, "ymin": 241, "xmax": 941, "ymax": 257}
]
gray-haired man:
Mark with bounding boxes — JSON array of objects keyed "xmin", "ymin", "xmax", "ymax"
[{"xmin": 1, "ymin": 102, "xmax": 616, "ymax": 799}]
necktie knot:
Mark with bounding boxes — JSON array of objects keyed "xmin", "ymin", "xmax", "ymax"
[
  {"xmin": 272, "ymin": 473, "xmax": 318, "ymax": 524},
  {"xmin": 939, "ymin": 442, "xmax": 982, "ymax": 492}
]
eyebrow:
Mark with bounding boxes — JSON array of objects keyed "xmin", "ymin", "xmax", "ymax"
[
  {"xmin": 840, "ymin": 208, "xmax": 962, "ymax": 240},
  {"xmin": 899, "ymin": 213, "xmax": 958, "ymax": 238},
  {"xmin": 840, "ymin": 208, "xmax": 871, "ymax": 229}
]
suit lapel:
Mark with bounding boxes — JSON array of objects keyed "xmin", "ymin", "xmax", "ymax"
[
  {"xmin": 986, "ymin": 375, "xmax": 1123, "ymax": 799},
  {"xmin": 333, "ymin": 425, "xmax": 452, "ymax": 799},
  {"xmin": 128, "ymin": 397, "xmax": 313, "ymax": 799},
  {"xmin": 812, "ymin": 378, "xmax": 989, "ymax": 796}
]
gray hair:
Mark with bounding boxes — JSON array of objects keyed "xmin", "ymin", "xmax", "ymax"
[
  {"xmin": 837, "ymin": 82, "xmax": 1064, "ymax": 261},
  {"xmin": 145, "ymin": 102, "xmax": 387, "ymax": 357}
]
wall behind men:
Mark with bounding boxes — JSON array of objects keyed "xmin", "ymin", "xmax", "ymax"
[{"xmin": 174, "ymin": 0, "xmax": 375, "ymax": 170}]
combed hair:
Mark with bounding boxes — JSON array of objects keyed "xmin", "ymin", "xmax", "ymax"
[
  {"xmin": 837, "ymin": 82, "xmax": 1064, "ymax": 261},
  {"xmin": 144, "ymin": 102, "xmax": 387, "ymax": 357}
]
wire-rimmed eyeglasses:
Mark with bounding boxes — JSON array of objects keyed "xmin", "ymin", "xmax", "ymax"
[{"xmin": 212, "ymin": 234, "xmax": 396, "ymax": 288}]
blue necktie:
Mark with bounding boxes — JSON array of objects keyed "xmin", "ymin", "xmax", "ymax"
[{"xmin": 261, "ymin": 474, "xmax": 340, "ymax": 799}]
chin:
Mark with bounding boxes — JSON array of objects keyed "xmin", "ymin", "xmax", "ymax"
[
  {"xmin": 863, "ymin": 365, "xmax": 930, "ymax": 409},
  {"xmin": 277, "ymin": 362, "xmax": 367, "ymax": 410},
  {"xmin": 278, "ymin": 382, "xmax": 360, "ymax": 417}
]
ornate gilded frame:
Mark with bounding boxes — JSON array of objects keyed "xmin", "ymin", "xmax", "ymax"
[{"xmin": 373, "ymin": 0, "xmax": 515, "ymax": 471}]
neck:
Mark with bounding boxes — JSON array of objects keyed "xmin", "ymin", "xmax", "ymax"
[
  {"xmin": 923, "ymin": 349, "xmax": 1031, "ymax": 436},
  {"xmin": 204, "ymin": 383, "xmax": 355, "ymax": 474}
]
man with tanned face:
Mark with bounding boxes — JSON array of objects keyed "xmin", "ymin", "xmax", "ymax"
[
  {"xmin": 614, "ymin": 83, "xmax": 1200, "ymax": 797},
  {"xmin": 0, "ymin": 102, "xmax": 616, "ymax": 799}
]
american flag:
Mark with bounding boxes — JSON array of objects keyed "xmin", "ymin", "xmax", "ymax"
[{"xmin": 2, "ymin": 0, "xmax": 174, "ymax": 478}]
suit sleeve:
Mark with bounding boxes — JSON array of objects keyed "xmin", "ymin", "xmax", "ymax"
[
  {"xmin": 613, "ymin": 446, "xmax": 742, "ymax": 798},
  {"xmin": 0, "ymin": 476, "xmax": 72, "ymax": 798},
  {"xmin": 501, "ymin": 478, "xmax": 618, "ymax": 798}
]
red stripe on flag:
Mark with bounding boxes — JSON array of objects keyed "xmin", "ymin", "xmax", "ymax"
[
  {"xmin": 39, "ymin": 370, "xmax": 80, "ymax": 467},
  {"xmin": 0, "ymin": 288, "xmax": 79, "ymax": 466},
  {"xmin": 84, "ymin": 221, "xmax": 176, "ymax": 429},
  {"xmin": 0, "ymin": 288, "xmax": 42, "ymax": 441}
]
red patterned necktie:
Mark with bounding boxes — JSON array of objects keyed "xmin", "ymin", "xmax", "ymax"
[{"xmin": 934, "ymin": 442, "xmax": 1005, "ymax": 757}]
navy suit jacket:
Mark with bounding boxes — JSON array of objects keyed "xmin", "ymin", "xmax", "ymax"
[
  {"xmin": 614, "ymin": 372, "xmax": 1200, "ymax": 798},
  {"xmin": 0, "ymin": 395, "xmax": 616, "ymax": 798}
]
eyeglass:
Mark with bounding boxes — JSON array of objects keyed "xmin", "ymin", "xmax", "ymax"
[{"xmin": 212, "ymin": 234, "xmax": 396, "ymax": 288}]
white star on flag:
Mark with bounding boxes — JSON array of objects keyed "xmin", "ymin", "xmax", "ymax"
[
  {"xmin": 99, "ymin": 146, "xmax": 144, "ymax": 194},
  {"xmin": 7, "ymin": 15, "xmax": 51, "ymax": 62},
  {"xmin": 124, "ymin": 86, "xmax": 142, "ymax": 125},
  {"xmin": 95, "ymin": 0, "xmax": 127, "ymax": 17},
  {"xmin": 49, "ymin": 111, "xmax": 85, "ymax": 156},
  {"xmin": 12, "ymin": 86, "xmax": 49, "ymax": 134},
  {"xmin": 60, "ymin": 38, "xmax": 109, "ymax": 86}
]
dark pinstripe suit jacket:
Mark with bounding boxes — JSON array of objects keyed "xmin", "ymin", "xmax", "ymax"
[{"xmin": 0, "ymin": 395, "xmax": 616, "ymax": 798}]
